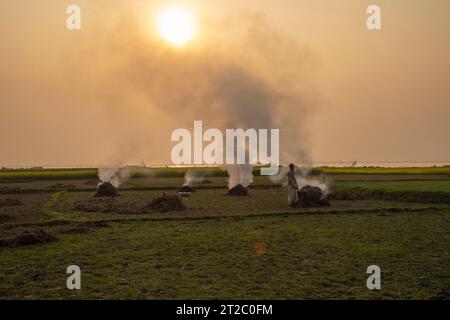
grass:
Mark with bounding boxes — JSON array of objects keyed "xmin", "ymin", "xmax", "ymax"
[
  {"xmin": 317, "ymin": 167, "xmax": 450, "ymax": 175},
  {"xmin": 0, "ymin": 169, "xmax": 449, "ymax": 299},
  {"xmin": 0, "ymin": 169, "xmax": 98, "ymax": 181},
  {"xmin": 0, "ymin": 210, "xmax": 449, "ymax": 299},
  {"xmin": 2, "ymin": 166, "xmax": 449, "ymax": 182},
  {"xmin": 331, "ymin": 180, "xmax": 450, "ymax": 204},
  {"xmin": 0, "ymin": 167, "xmax": 229, "ymax": 181},
  {"xmin": 333, "ymin": 180, "xmax": 450, "ymax": 192}
]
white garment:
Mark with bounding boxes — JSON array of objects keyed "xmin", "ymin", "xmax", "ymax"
[{"xmin": 288, "ymin": 185, "xmax": 298, "ymax": 206}]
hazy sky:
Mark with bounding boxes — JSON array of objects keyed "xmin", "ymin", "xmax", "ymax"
[{"xmin": 1, "ymin": 0, "xmax": 449, "ymax": 166}]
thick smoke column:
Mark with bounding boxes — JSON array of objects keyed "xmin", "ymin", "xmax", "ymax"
[
  {"xmin": 12, "ymin": 8, "xmax": 319, "ymax": 166},
  {"xmin": 86, "ymin": 12, "xmax": 318, "ymax": 165},
  {"xmin": 223, "ymin": 164, "xmax": 254, "ymax": 189}
]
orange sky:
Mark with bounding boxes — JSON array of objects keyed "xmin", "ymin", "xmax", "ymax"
[{"xmin": 1, "ymin": 0, "xmax": 449, "ymax": 167}]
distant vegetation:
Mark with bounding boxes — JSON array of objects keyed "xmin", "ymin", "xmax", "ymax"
[
  {"xmin": 0, "ymin": 169, "xmax": 98, "ymax": 181},
  {"xmin": 315, "ymin": 166, "xmax": 450, "ymax": 175},
  {"xmin": 0, "ymin": 167, "xmax": 228, "ymax": 181},
  {"xmin": 1, "ymin": 166, "xmax": 450, "ymax": 181}
]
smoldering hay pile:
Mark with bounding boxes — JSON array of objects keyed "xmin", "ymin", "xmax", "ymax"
[
  {"xmin": 296, "ymin": 185, "xmax": 330, "ymax": 208},
  {"xmin": 183, "ymin": 170, "xmax": 207, "ymax": 187},
  {"xmin": 270, "ymin": 164, "xmax": 330, "ymax": 207},
  {"xmin": 95, "ymin": 182, "xmax": 118, "ymax": 197},
  {"xmin": 179, "ymin": 170, "xmax": 208, "ymax": 193},
  {"xmin": 224, "ymin": 165, "xmax": 253, "ymax": 196},
  {"xmin": 228, "ymin": 184, "xmax": 249, "ymax": 196},
  {"xmin": 95, "ymin": 167, "xmax": 130, "ymax": 197}
]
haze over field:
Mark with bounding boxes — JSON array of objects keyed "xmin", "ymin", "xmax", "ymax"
[{"xmin": 1, "ymin": 0, "xmax": 449, "ymax": 167}]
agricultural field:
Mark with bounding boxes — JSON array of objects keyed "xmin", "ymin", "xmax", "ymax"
[{"xmin": 0, "ymin": 167, "xmax": 449, "ymax": 299}]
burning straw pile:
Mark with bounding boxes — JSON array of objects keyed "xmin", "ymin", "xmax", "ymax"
[
  {"xmin": 225, "ymin": 165, "xmax": 253, "ymax": 196},
  {"xmin": 95, "ymin": 182, "xmax": 118, "ymax": 197},
  {"xmin": 94, "ymin": 167, "xmax": 130, "ymax": 197},
  {"xmin": 295, "ymin": 185, "xmax": 330, "ymax": 208},
  {"xmin": 178, "ymin": 170, "xmax": 213, "ymax": 194},
  {"xmin": 227, "ymin": 184, "xmax": 249, "ymax": 196}
]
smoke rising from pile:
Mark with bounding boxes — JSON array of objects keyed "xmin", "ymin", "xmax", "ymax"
[
  {"xmin": 223, "ymin": 164, "xmax": 254, "ymax": 189},
  {"xmin": 98, "ymin": 167, "xmax": 131, "ymax": 188},
  {"xmin": 183, "ymin": 170, "xmax": 208, "ymax": 187},
  {"xmin": 296, "ymin": 175, "xmax": 329, "ymax": 196},
  {"xmin": 270, "ymin": 165, "xmax": 329, "ymax": 194}
]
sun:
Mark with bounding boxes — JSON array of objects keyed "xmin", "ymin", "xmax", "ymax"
[{"xmin": 156, "ymin": 8, "xmax": 197, "ymax": 47}]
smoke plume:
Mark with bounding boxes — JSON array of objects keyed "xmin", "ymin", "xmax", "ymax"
[
  {"xmin": 183, "ymin": 170, "xmax": 208, "ymax": 187},
  {"xmin": 270, "ymin": 164, "xmax": 329, "ymax": 194},
  {"xmin": 98, "ymin": 167, "xmax": 131, "ymax": 188},
  {"xmin": 0, "ymin": 3, "xmax": 319, "ymax": 167},
  {"xmin": 222, "ymin": 164, "xmax": 254, "ymax": 189},
  {"xmin": 84, "ymin": 11, "xmax": 318, "ymax": 165}
]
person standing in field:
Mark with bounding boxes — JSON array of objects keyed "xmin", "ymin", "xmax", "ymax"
[{"xmin": 287, "ymin": 163, "xmax": 299, "ymax": 207}]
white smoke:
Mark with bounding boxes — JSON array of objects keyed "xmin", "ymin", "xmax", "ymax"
[
  {"xmin": 223, "ymin": 164, "xmax": 254, "ymax": 189},
  {"xmin": 93, "ymin": 14, "xmax": 317, "ymax": 166},
  {"xmin": 98, "ymin": 167, "xmax": 131, "ymax": 188},
  {"xmin": 270, "ymin": 164, "xmax": 329, "ymax": 195},
  {"xmin": 269, "ymin": 165, "xmax": 289, "ymax": 186},
  {"xmin": 296, "ymin": 175, "xmax": 329, "ymax": 196},
  {"xmin": 183, "ymin": 170, "xmax": 207, "ymax": 187}
]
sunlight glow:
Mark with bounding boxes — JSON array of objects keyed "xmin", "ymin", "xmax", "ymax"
[{"xmin": 156, "ymin": 8, "xmax": 197, "ymax": 47}]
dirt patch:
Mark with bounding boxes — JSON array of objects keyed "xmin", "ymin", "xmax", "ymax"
[
  {"xmin": 228, "ymin": 184, "xmax": 249, "ymax": 196},
  {"xmin": 74, "ymin": 194, "xmax": 186, "ymax": 214},
  {"xmin": 0, "ymin": 229, "xmax": 57, "ymax": 248},
  {"xmin": 81, "ymin": 220, "xmax": 110, "ymax": 228},
  {"xmin": 61, "ymin": 226, "xmax": 92, "ymax": 234},
  {"xmin": 60, "ymin": 221, "xmax": 111, "ymax": 234},
  {"xmin": 0, "ymin": 198, "xmax": 22, "ymax": 207},
  {"xmin": 94, "ymin": 182, "xmax": 118, "ymax": 197},
  {"xmin": 0, "ymin": 213, "xmax": 14, "ymax": 222},
  {"xmin": 0, "ymin": 180, "xmax": 28, "ymax": 184},
  {"xmin": 74, "ymin": 199, "xmax": 116, "ymax": 213},
  {"xmin": 179, "ymin": 185, "xmax": 196, "ymax": 192},
  {"xmin": 47, "ymin": 183, "xmax": 76, "ymax": 189},
  {"xmin": 85, "ymin": 179, "xmax": 100, "ymax": 185},
  {"xmin": 328, "ymin": 190, "xmax": 360, "ymax": 200},
  {"xmin": 147, "ymin": 194, "xmax": 186, "ymax": 213},
  {"xmin": 202, "ymin": 179, "xmax": 214, "ymax": 184},
  {"xmin": 0, "ymin": 188, "xmax": 23, "ymax": 195},
  {"xmin": 74, "ymin": 198, "xmax": 142, "ymax": 214}
]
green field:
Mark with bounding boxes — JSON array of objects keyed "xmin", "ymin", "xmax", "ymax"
[
  {"xmin": 318, "ymin": 166, "xmax": 450, "ymax": 175},
  {"xmin": 331, "ymin": 180, "xmax": 450, "ymax": 205},
  {"xmin": 0, "ymin": 167, "xmax": 449, "ymax": 299},
  {"xmin": 2, "ymin": 165, "xmax": 449, "ymax": 181}
]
